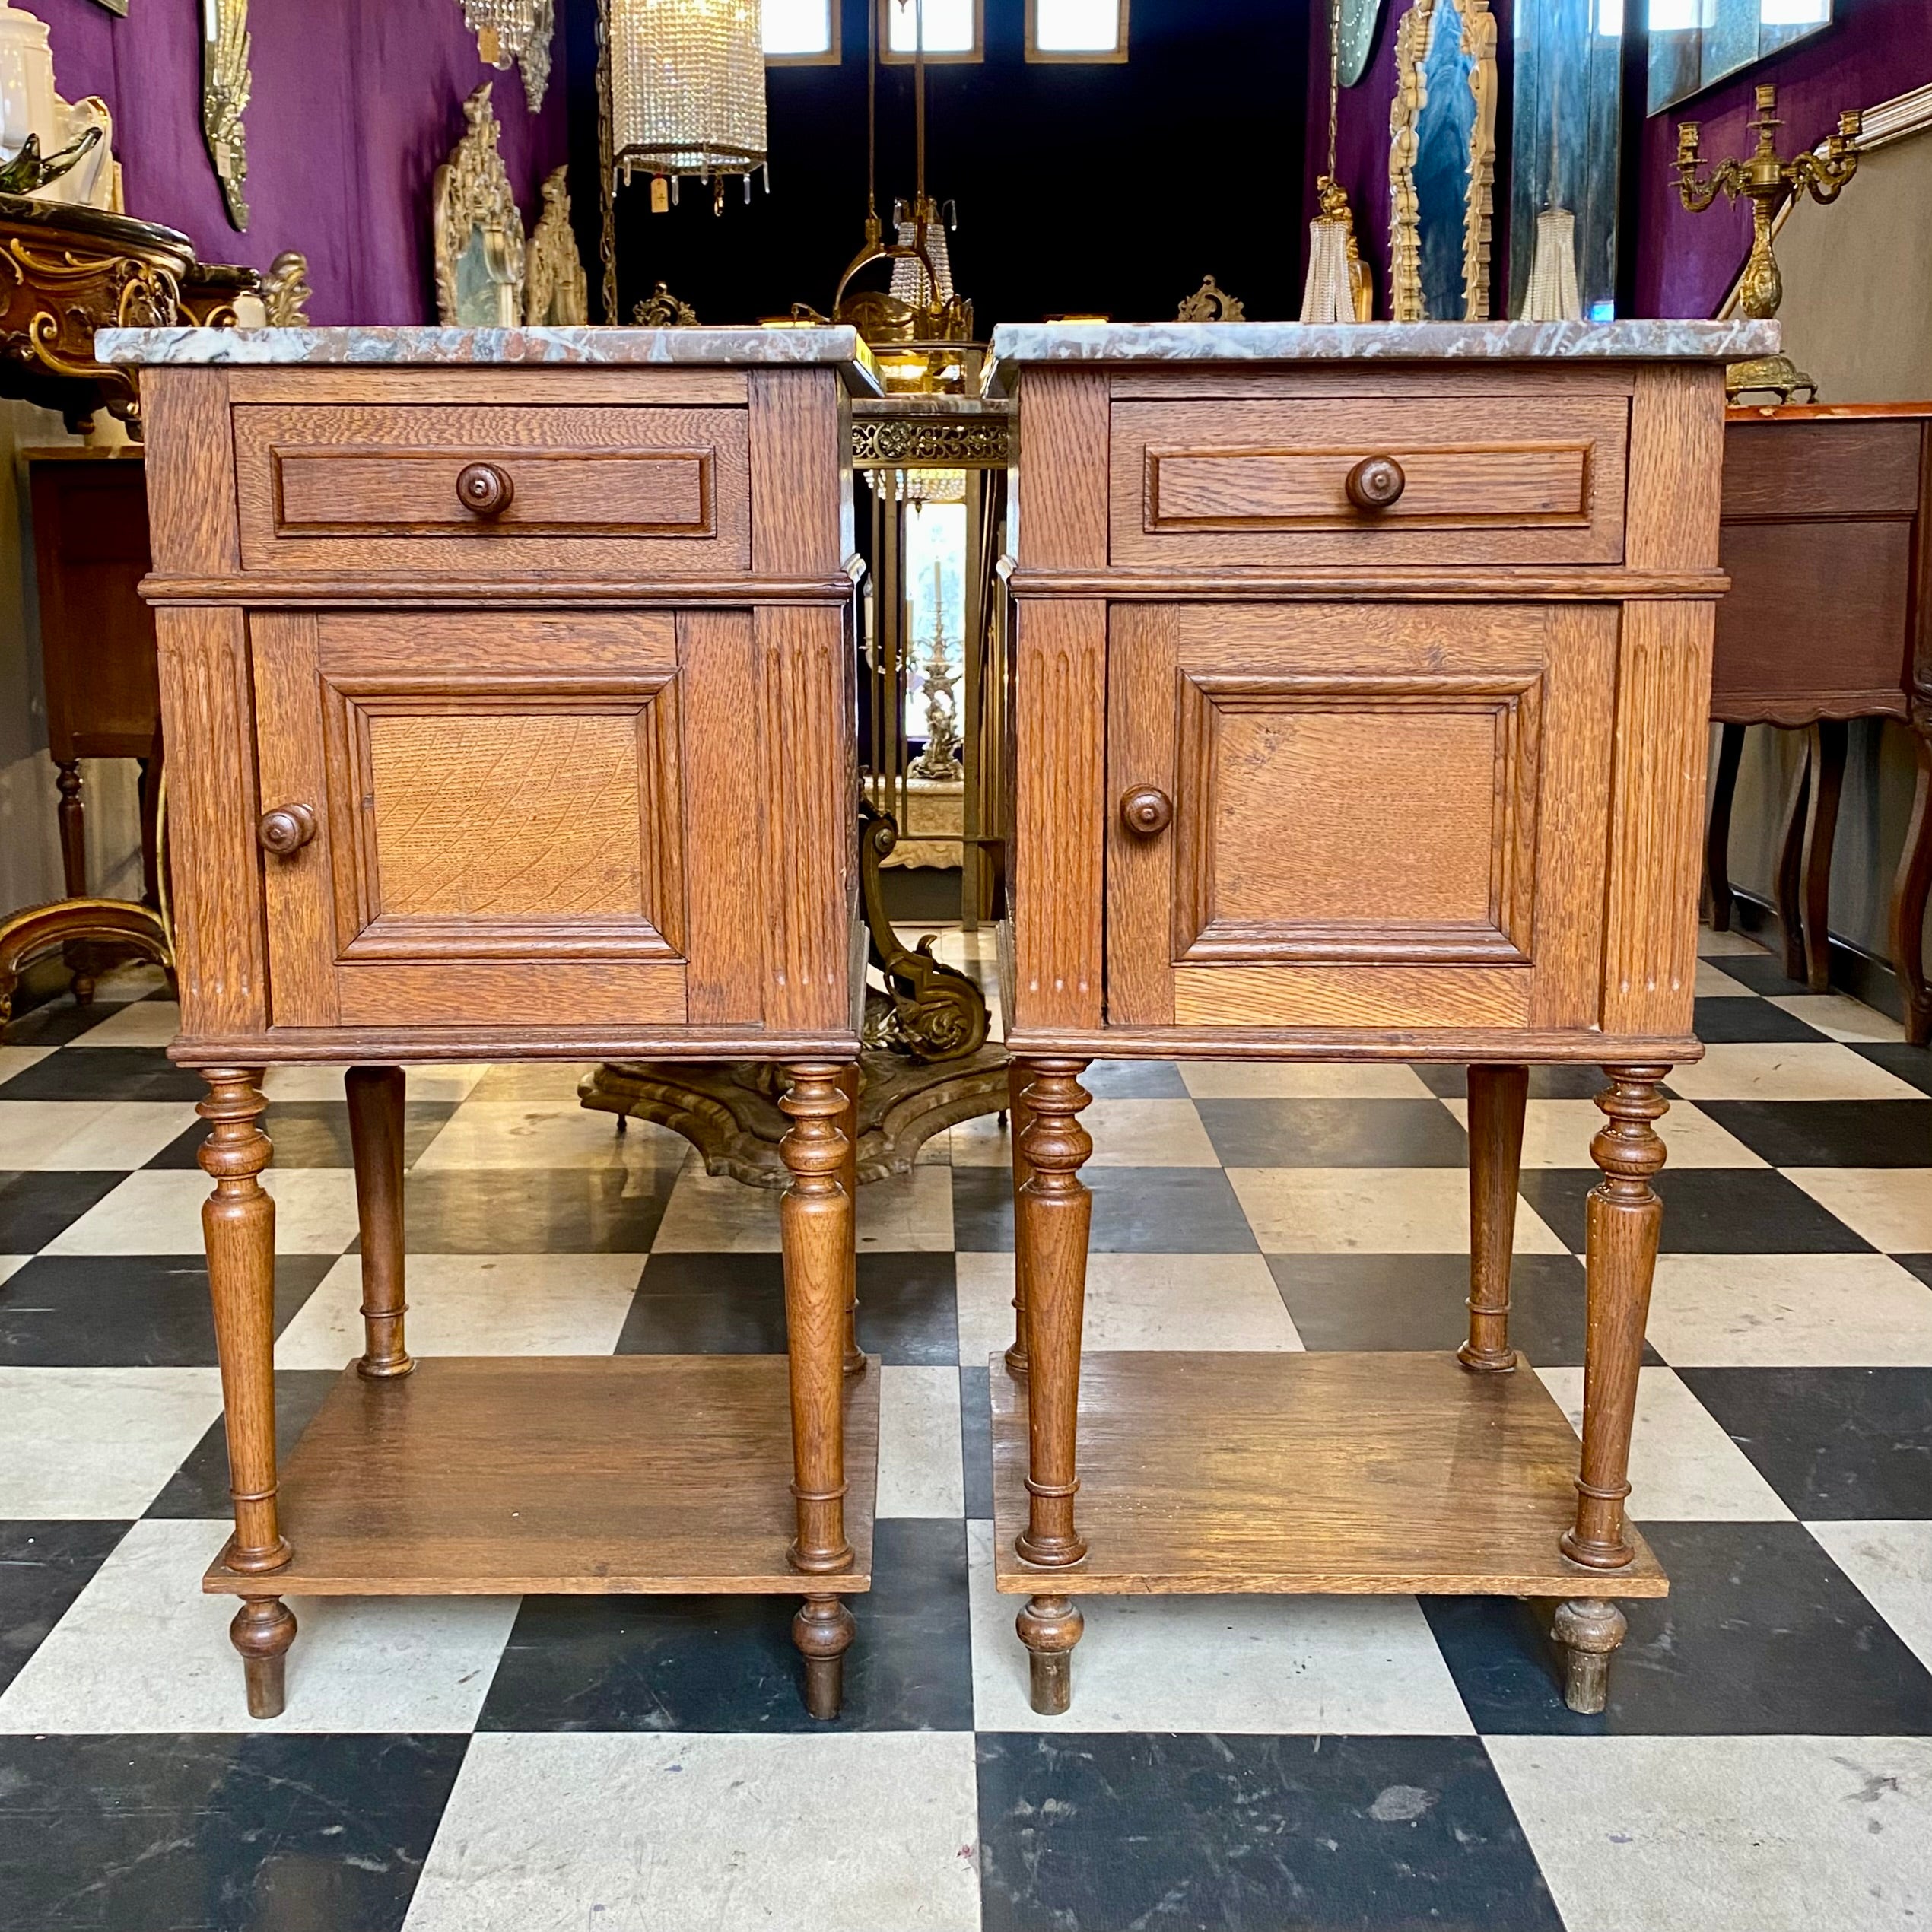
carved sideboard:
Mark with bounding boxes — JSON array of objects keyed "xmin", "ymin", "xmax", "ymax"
[
  {"xmin": 988, "ymin": 319, "xmax": 1772, "ymax": 1718},
  {"xmin": 99, "ymin": 325, "xmax": 878, "ymax": 1721}
]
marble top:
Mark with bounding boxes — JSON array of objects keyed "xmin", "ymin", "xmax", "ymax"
[
  {"xmin": 94, "ymin": 325, "xmax": 882, "ymax": 390},
  {"xmin": 987, "ymin": 319, "xmax": 1779, "ymax": 376}
]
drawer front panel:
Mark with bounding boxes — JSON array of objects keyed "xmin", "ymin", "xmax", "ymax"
[
  {"xmin": 235, "ymin": 404, "xmax": 750, "ymax": 575},
  {"xmin": 1105, "ymin": 602, "xmax": 1617, "ymax": 1033},
  {"xmin": 251, "ymin": 609, "xmax": 700, "ymax": 1032},
  {"xmin": 1110, "ymin": 397, "xmax": 1629, "ymax": 568}
]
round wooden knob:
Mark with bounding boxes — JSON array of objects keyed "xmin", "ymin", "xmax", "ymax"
[
  {"xmin": 1120, "ymin": 786, "xmax": 1174, "ymax": 837},
  {"xmin": 256, "ymin": 804, "xmax": 318, "ymax": 855},
  {"xmin": 455, "ymin": 461, "xmax": 514, "ymax": 517},
  {"xmin": 1345, "ymin": 454, "xmax": 1406, "ymax": 511}
]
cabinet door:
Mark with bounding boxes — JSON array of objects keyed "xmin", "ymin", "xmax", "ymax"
[
  {"xmin": 1106, "ymin": 602, "xmax": 1616, "ymax": 1032},
  {"xmin": 252, "ymin": 609, "xmax": 716, "ymax": 1031}
]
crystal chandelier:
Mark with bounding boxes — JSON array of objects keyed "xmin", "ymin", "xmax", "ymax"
[
  {"xmin": 608, "ymin": 0, "xmax": 767, "ymax": 212},
  {"xmin": 462, "ymin": 0, "xmax": 552, "ymax": 109}
]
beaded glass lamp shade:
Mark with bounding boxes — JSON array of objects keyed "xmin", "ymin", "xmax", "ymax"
[
  {"xmin": 609, "ymin": 0, "xmax": 767, "ymax": 195},
  {"xmin": 465, "ymin": 0, "xmax": 536, "ymax": 65}
]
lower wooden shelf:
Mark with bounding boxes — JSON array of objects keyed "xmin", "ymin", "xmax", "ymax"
[
  {"xmin": 990, "ymin": 1349, "xmax": 1667, "ymax": 1600},
  {"xmin": 204, "ymin": 1354, "xmax": 879, "ymax": 1599}
]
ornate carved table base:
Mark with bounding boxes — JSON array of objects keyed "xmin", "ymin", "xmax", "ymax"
[{"xmin": 993, "ymin": 1060, "xmax": 1671, "ymax": 1720}]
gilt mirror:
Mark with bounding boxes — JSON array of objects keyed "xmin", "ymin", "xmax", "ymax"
[
  {"xmin": 433, "ymin": 83, "xmax": 526, "ymax": 327},
  {"xmin": 1389, "ymin": 0, "xmax": 1498, "ymax": 321}
]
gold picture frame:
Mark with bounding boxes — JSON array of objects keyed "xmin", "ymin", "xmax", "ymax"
[{"xmin": 1387, "ymin": 0, "xmax": 1496, "ymax": 323}]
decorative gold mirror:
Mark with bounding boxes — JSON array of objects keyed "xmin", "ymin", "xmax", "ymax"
[
  {"xmin": 433, "ymin": 83, "xmax": 526, "ymax": 326},
  {"xmin": 1388, "ymin": 0, "xmax": 1496, "ymax": 322},
  {"xmin": 524, "ymin": 166, "xmax": 588, "ymax": 324}
]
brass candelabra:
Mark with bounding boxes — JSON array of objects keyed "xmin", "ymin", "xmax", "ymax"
[{"xmin": 1676, "ymin": 84, "xmax": 1861, "ymax": 402}]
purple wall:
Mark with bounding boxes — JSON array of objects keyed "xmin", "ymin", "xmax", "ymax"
[
  {"xmin": 1308, "ymin": 0, "xmax": 1928, "ymax": 320},
  {"xmin": 32, "ymin": 0, "xmax": 568, "ymax": 324}
]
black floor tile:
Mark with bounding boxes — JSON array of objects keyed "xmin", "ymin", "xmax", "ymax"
[
  {"xmin": 0, "ymin": 1171, "xmax": 126, "ymax": 1252},
  {"xmin": 1080, "ymin": 1060, "xmax": 1190, "ymax": 1098},
  {"xmin": 145, "ymin": 1371, "xmax": 344, "ymax": 1517},
  {"xmin": 1674, "ymin": 1366, "xmax": 1932, "ymax": 1519},
  {"xmin": 1199, "ymin": 1098, "xmax": 1470, "ymax": 1168},
  {"xmin": 477, "ymin": 1519, "xmax": 972, "ymax": 1733},
  {"xmin": 1, "ymin": 1000, "xmax": 147, "ymax": 1051},
  {"xmin": 1899, "ymin": 1254, "xmax": 1932, "ymax": 1292},
  {"xmin": 1517, "ymin": 1167, "xmax": 1874, "ymax": 1254},
  {"xmin": 146, "ymin": 1101, "xmax": 458, "ymax": 1171},
  {"xmin": 0, "ymin": 1255, "xmax": 333, "ymax": 1367},
  {"xmin": 961, "ymin": 1363, "xmax": 994, "ymax": 1518},
  {"xmin": 1701, "ymin": 951, "xmax": 1808, "ymax": 996},
  {"xmin": 0, "ymin": 1047, "xmax": 205, "ymax": 1102},
  {"xmin": 1410, "ymin": 1063, "xmax": 1610, "ymax": 1100},
  {"xmin": 0, "ymin": 1520, "xmax": 128, "ymax": 1696},
  {"xmin": 615, "ymin": 1253, "xmax": 786, "ymax": 1353},
  {"xmin": 1854, "ymin": 1042, "xmax": 1932, "ymax": 1097},
  {"xmin": 975, "ymin": 1733, "xmax": 1563, "ymax": 1932},
  {"xmin": 1692, "ymin": 1098, "xmax": 1932, "ymax": 1168},
  {"xmin": 853, "ymin": 1251, "xmax": 958, "ymax": 1365},
  {"xmin": 373, "ymin": 1168, "xmax": 672, "ymax": 1254},
  {"xmin": 0, "ymin": 1732, "xmax": 466, "ymax": 1932},
  {"xmin": 952, "ymin": 1168, "xmax": 1015, "ymax": 1251},
  {"xmin": 1423, "ymin": 1520, "xmax": 1932, "ymax": 1735},
  {"xmin": 1690, "ymin": 996, "xmax": 1829, "ymax": 1043},
  {"xmin": 956, "ymin": 1165, "xmax": 1259, "ymax": 1254},
  {"xmin": 1266, "ymin": 1252, "xmax": 1661, "ymax": 1367}
]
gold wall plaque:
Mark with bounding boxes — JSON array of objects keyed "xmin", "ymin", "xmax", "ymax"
[{"xmin": 202, "ymin": 0, "xmax": 252, "ymax": 231}]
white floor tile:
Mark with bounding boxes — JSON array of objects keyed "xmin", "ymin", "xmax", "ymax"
[
  {"xmin": 0, "ymin": 1255, "xmax": 26, "ymax": 1288},
  {"xmin": 1663, "ymin": 1044, "xmax": 1925, "ymax": 1102},
  {"xmin": 1438, "ymin": 1098, "xmax": 1768, "ymax": 1169},
  {"xmin": 1768, "ymin": 993, "xmax": 1907, "ymax": 1044},
  {"xmin": 275, "ymin": 1253, "xmax": 645, "ymax": 1367},
  {"xmin": 1696, "ymin": 929, "xmax": 1772, "ymax": 958},
  {"xmin": 651, "ymin": 1164, "xmax": 782, "ymax": 1251},
  {"xmin": 1227, "ymin": 1167, "xmax": 1567, "ymax": 1254},
  {"xmin": 259, "ymin": 1063, "xmax": 492, "ymax": 1104},
  {"xmin": 1806, "ymin": 1521, "xmax": 1932, "ymax": 1673},
  {"xmin": 876, "ymin": 1365, "xmax": 964, "ymax": 1517},
  {"xmin": 87, "ymin": 964, "xmax": 170, "ymax": 1002},
  {"xmin": 404, "ymin": 1730, "xmax": 983, "ymax": 1932},
  {"xmin": 955, "ymin": 1251, "xmax": 1300, "ymax": 1358},
  {"xmin": 1782, "ymin": 1168, "xmax": 1932, "ymax": 1254},
  {"xmin": 41, "ymin": 1168, "xmax": 361, "ymax": 1256},
  {"xmin": 1180, "ymin": 1061, "xmax": 1435, "ymax": 1099},
  {"xmin": 1644, "ymin": 1253, "xmax": 1932, "ymax": 1367},
  {"xmin": 966, "ymin": 1521, "xmax": 1470, "ymax": 1735},
  {"xmin": 1079, "ymin": 1098, "xmax": 1219, "ymax": 1167},
  {"xmin": 412, "ymin": 1102, "xmax": 688, "ymax": 1174},
  {"xmin": 1536, "ymin": 1365, "xmax": 1793, "ymax": 1520},
  {"xmin": 0, "ymin": 1518, "xmax": 516, "ymax": 1734},
  {"xmin": 0, "ymin": 1367, "xmax": 221, "ymax": 1517},
  {"xmin": 857, "ymin": 1166, "xmax": 954, "ymax": 1252},
  {"xmin": 1694, "ymin": 961, "xmax": 1757, "ymax": 998},
  {"xmin": 0, "ymin": 1099, "xmax": 199, "ymax": 1170},
  {"xmin": 949, "ymin": 1114, "xmax": 1015, "ymax": 1169},
  {"xmin": 0, "ymin": 1044, "xmax": 56, "ymax": 1088},
  {"xmin": 1489, "ymin": 1734, "xmax": 1932, "ymax": 1932},
  {"xmin": 65, "ymin": 999, "xmax": 183, "ymax": 1047}
]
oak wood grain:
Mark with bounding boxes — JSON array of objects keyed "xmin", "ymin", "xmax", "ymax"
[
  {"xmin": 748, "ymin": 367, "xmax": 846, "ymax": 578},
  {"xmin": 1016, "ymin": 370, "xmax": 1109, "ymax": 570},
  {"xmin": 141, "ymin": 368, "xmax": 238, "ymax": 575},
  {"xmin": 226, "ymin": 368, "xmax": 750, "ymax": 407}
]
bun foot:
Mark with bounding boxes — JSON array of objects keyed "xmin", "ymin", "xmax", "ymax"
[
  {"xmin": 232, "ymin": 1596, "xmax": 297, "ymax": 1720},
  {"xmin": 1017, "ymin": 1594, "xmax": 1083, "ymax": 1716},
  {"xmin": 1552, "ymin": 1597, "xmax": 1626, "ymax": 1714},
  {"xmin": 794, "ymin": 1595, "xmax": 856, "ymax": 1721}
]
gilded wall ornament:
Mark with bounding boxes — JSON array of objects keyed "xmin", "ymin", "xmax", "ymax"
[
  {"xmin": 264, "ymin": 249, "xmax": 312, "ymax": 325},
  {"xmin": 632, "ymin": 281, "xmax": 699, "ymax": 326},
  {"xmin": 202, "ymin": 0, "xmax": 251, "ymax": 231},
  {"xmin": 1176, "ymin": 275, "xmax": 1246, "ymax": 322},
  {"xmin": 524, "ymin": 167, "xmax": 586, "ymax": 324},
  {"xmin": 432, "ymin": 84, "xmax": 525, "ymax": 327}
]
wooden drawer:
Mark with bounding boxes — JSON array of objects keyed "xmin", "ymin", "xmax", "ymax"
[
  {"xmin": 1108, "ymin": 396, "xmax": 1629, "ymax": 569},
  {"xmin": 234, "ymin": 403, "xmax": 751, "ymax": 576},
  {"xmin": 1104, "ymin": 601, "xmax": 1617, "ymax": 1031}
]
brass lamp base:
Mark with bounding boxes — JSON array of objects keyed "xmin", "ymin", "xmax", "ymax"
[{"xmin": 1725, "ymin": 352, "xmax": 1817, "ymax": 405}]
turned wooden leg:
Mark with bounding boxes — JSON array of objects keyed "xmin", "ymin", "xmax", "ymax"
[
  {"xmin": 1004, "ymin": 1060, "xmax": 1037, "ymax": 1378},
  {"xmin": 54, "ymin": 758, "xmax": 86, "ymax": 899},
  {"xmin": 345, "ymin": 1066, "xmax": 413, "ymax": 1379},
  {"xmin": 836, "ymin": 1063, "xmax": 864, "ymax": 1376},
  {"xmin": 1892, "ymin": 712, "xmax": 1932, "ymax": 1049},
  {"xmin": 1016, "ymin": 1594, "xmax": 1084, "ymax": 1716},
  {"xmin": 793, "ymin": 1594, "xmax": 856, "ymax": 1721},
  {"xmin": 1461, "ymin": 1063, "xmax": 1527, "ymax": 1373},
  {"xmin": 1014, "ymin": 1060, "xmax": 1093, "ymax": 1571},
  {"xmin": 1705, "ymin": 722, "xmax": 1744, "ymax": 931},
  {"xmin": 1552, "ymin": 1597, "xmax": 1626, "ymax": 1715},
  {"xmin": 1800, "ymin": 719, "xmax": 1848, "ymax": 993},
  {"xmin": 1562, "ymin": 1068, "xmax": 1669, "ymax": 1571},
  {"xmin": 780, "ymin": 1063, "xmax": 855, "ymax": 1581},
  {"xmin": 1775, "ymin": 736, "xmax": 1811, "ymax": 982},
  {"xmin": 232, "ymin": 1596, "xmax": 297, "ymax": 1720}
]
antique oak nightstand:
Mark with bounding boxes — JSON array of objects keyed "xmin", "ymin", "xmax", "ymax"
[
  {"xmin": 987, "ymin": 319, "xmax": 1774, "ymax": 1717},
  {"xmin": 100, "ymin": 325, "xmax": 877, "ymax": 1721}
]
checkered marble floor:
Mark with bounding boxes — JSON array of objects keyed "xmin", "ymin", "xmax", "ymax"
[{"xmin": 2, "ymin": 929, "xmax": 1930, "ymax": 1930}]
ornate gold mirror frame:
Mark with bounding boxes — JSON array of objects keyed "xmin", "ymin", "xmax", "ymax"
[
  {"xmin": 432, "ymin": 84, "xmax": 526, "ymax": 326},
  {"xmin": 1388, "ymin": 0, "xmax": 1496, "ymax": 323},
  {"xmin": 525, "ymin": 166, "xmax": 588, "ymax": 323},
  {"xmin": 202, "ymin": 0, "xmax": 252, "ymax": 230}
]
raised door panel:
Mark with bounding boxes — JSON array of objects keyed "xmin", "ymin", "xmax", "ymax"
[
  {"xmin": 1106, "ymin": 602, "xmax": 1616, "ymax": 1032},
  {"xmin": 252, "ymin": 610, "xmax": 696, "ymax": 1031}
]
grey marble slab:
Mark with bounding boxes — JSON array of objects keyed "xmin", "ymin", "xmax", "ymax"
[
  {"xmin": 988, "ymin": 318, "xmax": 1779, "ymax": 375},
  {"xmin": 94, "ymin": 324, "xmax": 882, "ymax": 390}
]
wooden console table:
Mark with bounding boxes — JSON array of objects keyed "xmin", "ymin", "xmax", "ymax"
[
  {"xmin": 990, "ymin": 319, "xmax": 1764, "ymax": 1716},
  {"xmin": 1705, "ymin": 402, "xmax": 1932, "ymax": 1043},
  {"xmin": 102, "ymin": 324, "xmax": 878, "ymax": 1721}
]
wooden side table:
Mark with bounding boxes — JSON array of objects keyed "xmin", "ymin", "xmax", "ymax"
[
  {"xmin": 106, "ymin": 326, "xmax": 879, "ymax": 1721},
  {"xmin": 989, "ymin": 321, "xmax": 1753, "ymax": 1718},
  {"xmin": 1705, "ymin": 402, "xmax": 1932, "ymax": 1043}
]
